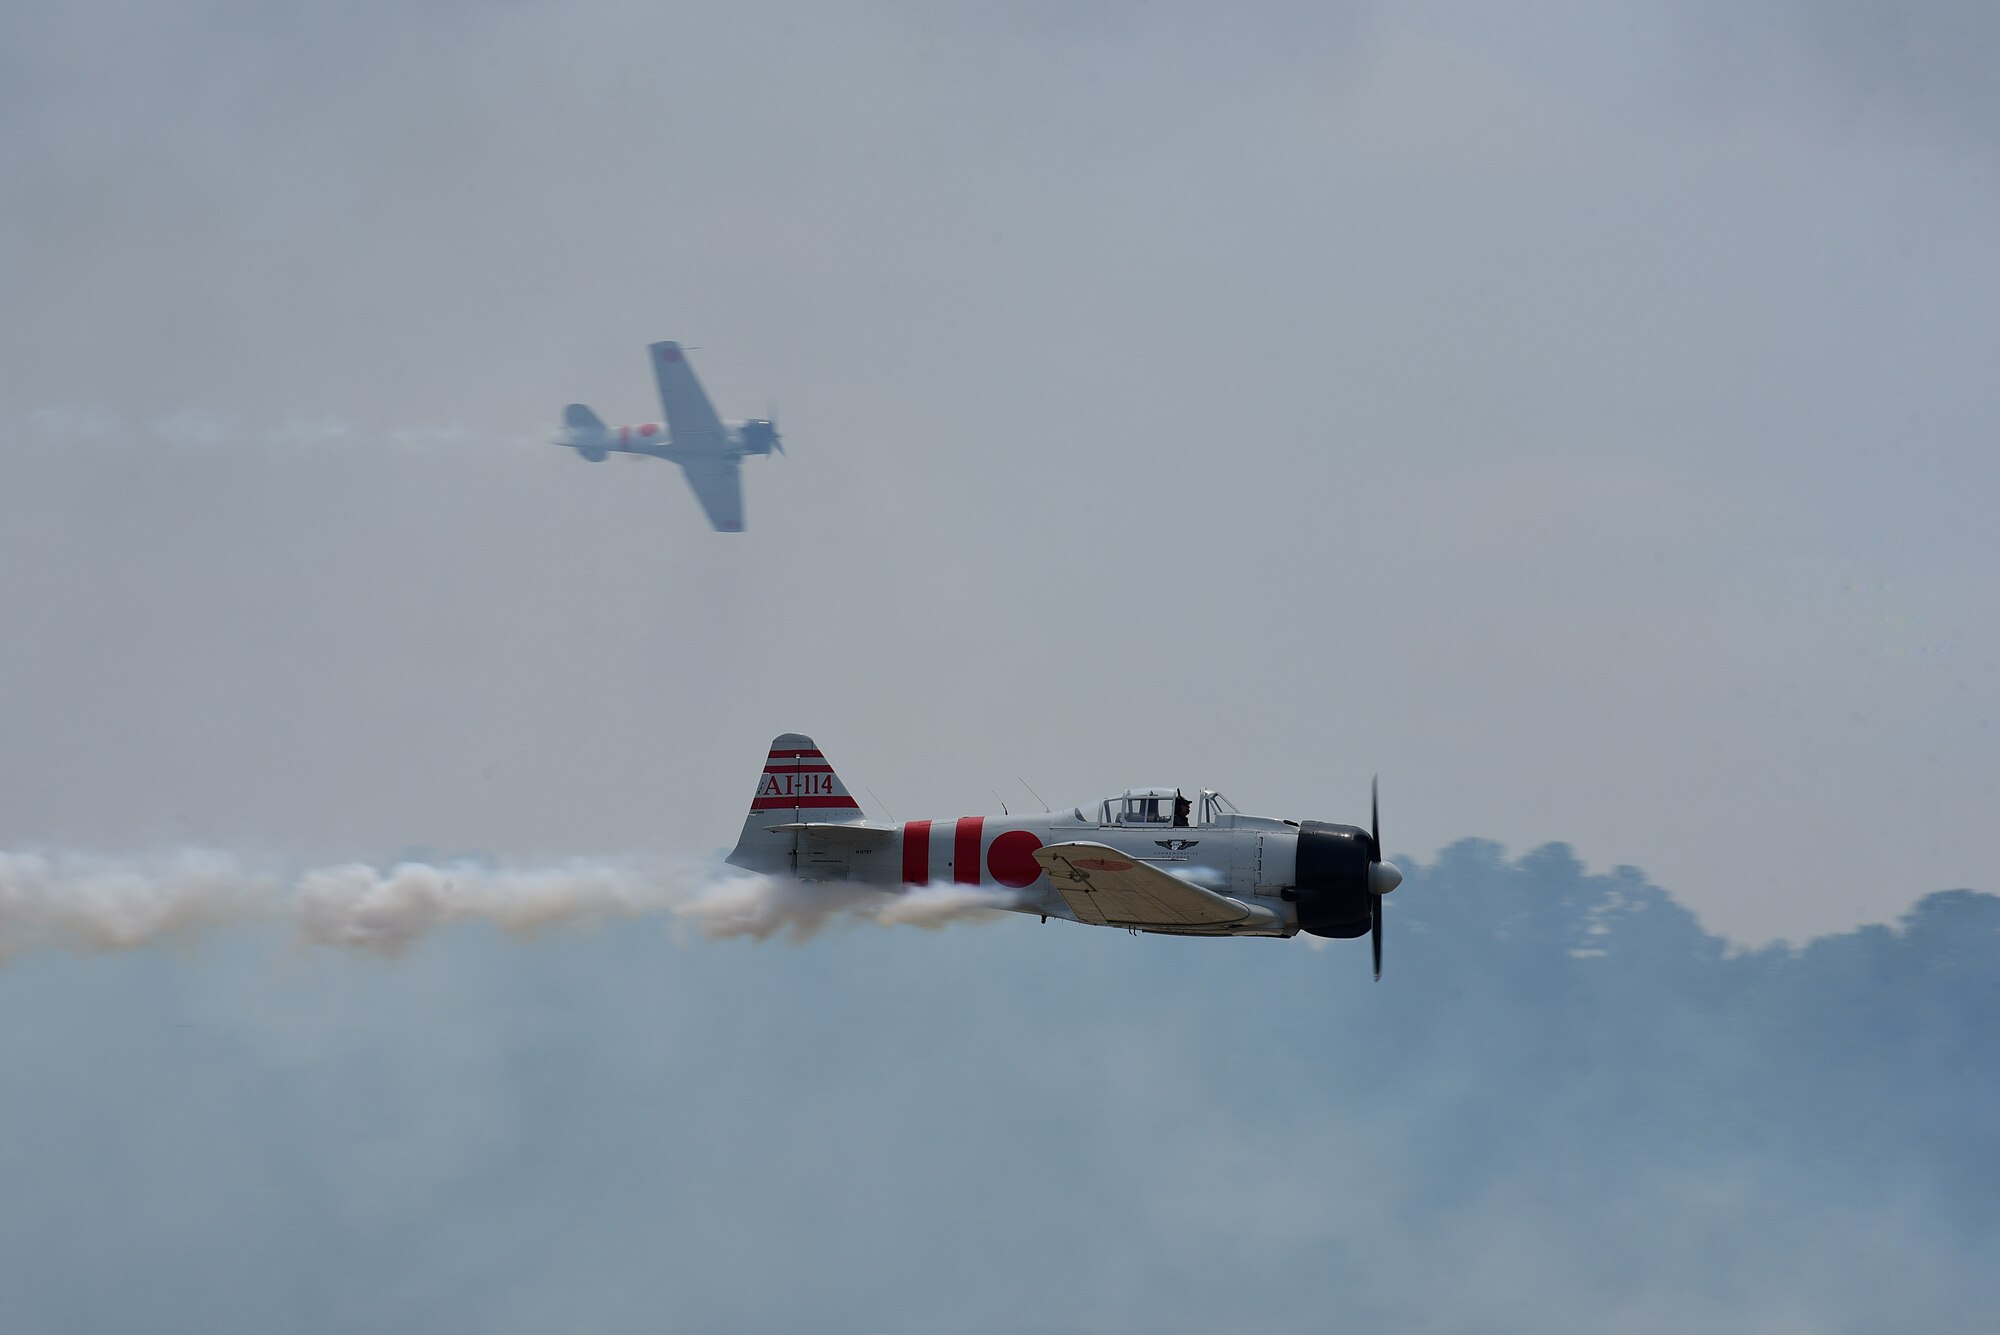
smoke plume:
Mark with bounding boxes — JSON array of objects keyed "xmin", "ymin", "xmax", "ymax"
[
  {"xmin": 23, "ymin": 405, "xmax": 541, "ymax": 452},
  {"xmin": 0, "ymin": 850, "xmax": 276, "ymax": 961},
  {"xmin": 675, "ymin": 877, "xmax": 1016, "ymax": 942},
  {"xmin": 0, "ymin": 850, "xmax": 1010, "ymax": 962}
]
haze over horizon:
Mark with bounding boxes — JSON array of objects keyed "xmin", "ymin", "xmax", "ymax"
[{"xmin": 1, "ymin": 838, "xmax": 1994, "ymax": 1332}]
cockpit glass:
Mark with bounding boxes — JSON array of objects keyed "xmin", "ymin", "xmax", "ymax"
[{"xmin": 1102, "ymin": 790, "xmax": 1179, "ymax": 825}]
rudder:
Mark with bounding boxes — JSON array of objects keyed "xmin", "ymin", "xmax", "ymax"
[
  {"xmin": 727, "ymin": 733, "xmax": 863, "ymax": 874},
  {"xmin": 561, "ymin": 404, "xmax": 609, "ymax": 461}
]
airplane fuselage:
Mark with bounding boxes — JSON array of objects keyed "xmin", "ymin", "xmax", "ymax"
[
  {"xmin": 795, "ymin": 807, "xmax": 1301, "ymax": 936},
  {"xmin": 559, "ymin": 420, "xmax": 766, "ymax": 463},
  {"xmin": 730, "ymin": 781, "xmax": 1375, "ymax": 939}
]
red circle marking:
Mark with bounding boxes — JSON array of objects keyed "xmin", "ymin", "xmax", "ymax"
[
  {"xmin": 986, "ymin": 830, "xmax": 1044, "ymax": 888},
  {"xmin": 639, "ymin": 423, "xmax": 657, "ymax": 437}
]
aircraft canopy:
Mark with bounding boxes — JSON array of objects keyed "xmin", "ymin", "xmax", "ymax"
[{"xmin": 1100, "ymin": 788, "xmax": 1189, "ymax": 827}]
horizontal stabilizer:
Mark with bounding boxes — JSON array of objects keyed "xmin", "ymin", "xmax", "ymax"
[{"xmin": 765, "ymin": 822, "xmax": 899, "ymax": 838}]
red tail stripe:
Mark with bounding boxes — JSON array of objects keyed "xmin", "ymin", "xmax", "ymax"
[
  {"xmin": 953, "ymin": 816, "xmax": 984, "ymax": 885},
  {"xmin": 749, "ymin": 796, "xmax": 861, "ymax": 811},
  {"xmin": 767, "ymin": 749, "xmax": 824, "ymax": 759},
  {"xmin": 764, "ymin": 763, "xmax": 834, "ymax": 774},
  {"xmin": 902, "ymin": 820, "xmax": 932, "ymax": 884}
]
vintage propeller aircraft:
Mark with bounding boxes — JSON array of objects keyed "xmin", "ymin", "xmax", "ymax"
[
  {"xmin": 557, "ymin": 341, "xmax": 780, "ymax": 532},
  {"xmin": 726, "ymin": 734, "xmax": 1406, "ymax": 977}
]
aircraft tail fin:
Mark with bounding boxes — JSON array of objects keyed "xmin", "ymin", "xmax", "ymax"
[
  {"xmin": 560, "ymin": 404, "xmax": 609, "ymax": 461},
  {"xmin": 727, "ymin": 733, "xmax": 864, "ymax": 874}
]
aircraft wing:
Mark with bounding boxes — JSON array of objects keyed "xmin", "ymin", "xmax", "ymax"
[
  {"xmin": 649, "ymin": 342, "xmax": 727, "ymax": 448},
  {"xmin": 1033, "ymin": 841, "xmax": 1253, "ymax": 928},
  {"xmin": 676, "ymin": 456, "xmax": 745, "ymax": 532}
]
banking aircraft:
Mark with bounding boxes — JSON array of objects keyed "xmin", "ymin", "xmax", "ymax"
[
  {"xmin": 726, "ymin": 734, "xmax": 1406, "ymax": 978},
  {"xmin": 557, "ymin": 341, "xmax": 779, "ymax": 532}
]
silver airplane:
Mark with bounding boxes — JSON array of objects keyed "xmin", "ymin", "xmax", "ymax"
[
  {"xmin": 726, "ymin": 734, "xmax": 1407, "ymax": 978},
  {"xmin": 558, "ymin": 341, "xmax": 780, "ymax": 532}
]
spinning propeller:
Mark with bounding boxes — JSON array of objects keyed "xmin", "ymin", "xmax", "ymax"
[
  {"xmin": 1289, "ymin": 783, "xmax": 1403, "ymax": 976},
  {"xmin": 1368, "ymin": 777, "xmax": 1403, "ymax": 980}
]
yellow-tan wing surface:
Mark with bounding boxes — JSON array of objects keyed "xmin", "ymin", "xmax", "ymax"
[{"xmin": 1032, "ymin": 841, "xmax": 1254, "ymax": 929}]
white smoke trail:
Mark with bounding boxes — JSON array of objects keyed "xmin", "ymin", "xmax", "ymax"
[
  {"xmin": 0, "ymin": 851, "xmax": 1014, "ymax": 963},
  {"xmin": 0, "ymin": 850, "xmax": 277, "ymax": 961},
  {"xmin": 675, "ymin": 877, "xmax": 1015, "ymax": 943},
  {"xmin": 294, "ymin": 859, "xmax": 676, "ymax": 958},
  {"xmin": 869, "ymin": 884, "xmax": 1018, "ymax": 930},
  {"xmin": 24, "ymin": 404, "xmax": 543, "ymax": 454},
  {"xmin": 671, "ymin": 874, "xmax": 871, "ymax": 942},
  {"xmin": 385, "ymin": 421, "xmax": 471, "ymax": 450},
  {"xmin": 26, "ymin": 404, "xmax": 121, "ymax": 439},
  {"xmin": 267, "ymin": 415, "xmax": 351, "ymax": 448},
  {"xmin": 150, "ymin": 410, "xmax": 232, "ymax": 447}
]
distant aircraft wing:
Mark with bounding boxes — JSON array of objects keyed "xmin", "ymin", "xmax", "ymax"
[
  {"xmin": 677, "ymin": 456, "xmax": 744, "ymax": 532},
  {"xmin": 1033, "ymin": 841, "xmax": 1253, "ymax": 928},
  {"xmin": 649, "ymin": 342, "xmax": 727, "ymax": 449}
]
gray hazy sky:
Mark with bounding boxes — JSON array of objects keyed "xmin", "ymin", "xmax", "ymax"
[{"xmin": 4, "ymin": 0, "xmax": 1996, "ymax": 944}]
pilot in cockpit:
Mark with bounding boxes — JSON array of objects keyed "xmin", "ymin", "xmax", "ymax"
[{"xmin": 1173, "ymin": 790, "xmax": 1191, "ymax": 828}]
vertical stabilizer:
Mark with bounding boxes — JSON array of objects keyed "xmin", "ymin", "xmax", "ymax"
[
  {"xmin": 560, "ymin": 403, "xmax": 609, "ymax": 461},
  {"xmin": 727, "ymin": 734, "xmax": 864, "ymax": 873}
]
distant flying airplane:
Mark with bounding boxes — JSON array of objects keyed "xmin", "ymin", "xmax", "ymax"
[
  {"xmin": 558, "ymin": 342, "xmax": 780, "ymax": 532},
  {"xmin": 726, "ymin": 734, "xmax": 1407, "ymax": 978}
]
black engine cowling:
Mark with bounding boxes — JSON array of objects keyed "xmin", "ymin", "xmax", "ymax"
[{"xmin": 1292, "ymin": 820, "xmax": 1375, "ymax": 939}]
